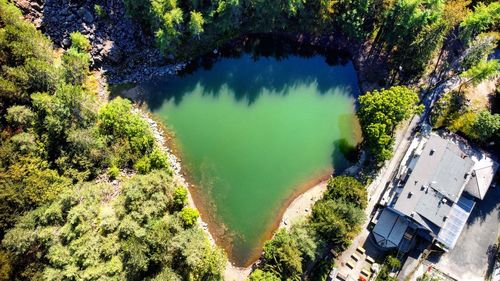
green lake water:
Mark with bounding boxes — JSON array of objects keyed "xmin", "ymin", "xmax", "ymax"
[{"xmin": 137, "ymin": 54, "xmax": 360, "ymax": 266}]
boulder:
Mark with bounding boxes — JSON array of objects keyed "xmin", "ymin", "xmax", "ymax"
[{"xmin": 83, "ymin": 10, "xmax": 94, "ymax": 24}]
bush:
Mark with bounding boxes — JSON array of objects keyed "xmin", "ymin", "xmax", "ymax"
[
  {"xmin": 94, "ymin": 4, "xmax": 106, "ymax": 18},
  {"xmin": 69, "ymin": 32, "xmax": 91, "ymax": 52},
  {"xmin": 108, "ymin": 165, "xmax": 120, "ymax": 179},
  {"xmin": 173, "ymin": 187, "xmax": 188, "ymax": 210},
  {"xmin": 179, "ymin": 207, "xmax": 199, "ymax": 227},
  {"xmin": 134, "ymin": 155, "xmax": 152, "ymax": 174}
]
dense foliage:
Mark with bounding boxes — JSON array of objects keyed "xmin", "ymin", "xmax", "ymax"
[
  {"xmin": 0, "ymin": 1, "xmax": 225, "ymax": 279},
  {"xmin": 249, "ymin": 176, "xmax": 367, "ymax": 280},
  {"xmin": 3, "ymin": 171, "xmax": 226, "ymax": 280},
  {"xmin": 357, "ymin": 86, "xmax": 422, "ymax": 163}
]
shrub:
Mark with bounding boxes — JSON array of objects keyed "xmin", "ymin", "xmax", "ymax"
[
  {"xmin": 108, "ymin": 165, "xmax": 120, "ymax": 179},
  {"xmin": 134, "ymin": 155, "xmax": 152, "ymax": 174},
  {"xmin": 179, "ymin": 207, "xmax": 199, "ymax": 227},
  {"xmin": 94, "ymin": 4, "xmax": 106, "ymax": 18},
  {"xmin": 69, "ymin": 32, "xmax": 91, "ymax": 52},
  {"xmin": 173, "ymin": 187, "xmax": 188, "ymax": 210}
]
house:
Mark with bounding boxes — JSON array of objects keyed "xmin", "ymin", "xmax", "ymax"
[{"xmin": 372, "ymin": 134, "xmax": 498, "ymax": 253}]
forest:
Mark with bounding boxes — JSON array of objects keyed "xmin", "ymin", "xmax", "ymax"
[{"xmin": 1, "ymin": 0, "xmax": 499, "ymax": 280}]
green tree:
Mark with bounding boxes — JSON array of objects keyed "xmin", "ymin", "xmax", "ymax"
[
  {"xmin": 69, "ymin": 32, "xmax": 91, "ymax": 52},
  {"xmin": 325, "ymin": 176, "xmax": 367, "ymax": 209},
  {"xmin": 179, "ymin": 207, "xmax": 199, "ymax": 227},
  {"xmin": 62, "ymin": 47, "xmax": 90, "ymax": 85},
  {"xmin": 173, "ymin": 186, "xmax": 188, "ymax": 210},
  {"xmin": 460, "ymin": 34, "xmax": 497, "ymax": 70},
  {"xmin": 357, "ymin": 86, "xmax": 422, "ymax": 162},
  {"xmin": 189, "ymin": 11, "xmax": 205, "ymax": 38},
  {"xmin": 334, "ymin": 0, "xmax": 372, "ymax": 40},
  {"xmin": 98, "ymin": 97, "xmax": 155, "ymax": 162},
  {"xmin": 460, "ymin": 59, "xmax": 500, "ymax": 87},
  {"xmin": 417, "ymin": 273, "xmax": 442, "ymax": 281},
  {"xmin": 262, "ymin": 228, "xmax": 303, "ymax": 280},
  {"xmin": 459, "ymin": 2, "xmax": 500, "ymax": 45},
  {"xmin": 311, "ymin": 199, "xmax": 365, "ymax": 245},
  {"xmin": 248, "ymin": 269, "xmax": 281, "ymax": 281},
  {"xmin": 471, "ymin": 110, "xmax": 500, "ymax": 141}
]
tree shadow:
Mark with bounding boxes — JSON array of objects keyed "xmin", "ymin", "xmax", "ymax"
[{"xmin": 131, "ymin": 35, "xmax": 359, "ymax": 110}]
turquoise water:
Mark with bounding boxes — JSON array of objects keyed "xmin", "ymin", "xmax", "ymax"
[{"xmin": 139, "ymin": 54, "xmax": 360, "ymax": 266}]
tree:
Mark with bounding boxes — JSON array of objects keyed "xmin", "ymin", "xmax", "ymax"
[
  {"xmin": 375, "ymin": 255, "xmax": 401, "ymax": 281},
  {"xmin": 459, "ymin": 2, "xmax": 500, "ymax": 45},
  {"xmin": 460, "ymin": 34, "xmax": 497, "ymax": 70},
  {"xmin": 62, "ymin": 47, "xmax": 90, "ymax": 85},
  {"xmin": 189, "ymin": 11, "xmax": 205, "ymax": 38},
  {"xmin": 325, "ymin": 176, "xmax": 367, "ymax": 208},
  {"xmin": 262, "ymin": 228, "xmax": 303, "ymax": 280},
  {"xmin": 311, "ymin": 199, "xmax": 365, "ymax": 244},
  {"xmin": 460, "ymin": 59, "xmax": 499, "ymax": 87},
  {"xmin": 380, "ymin": 0, "xmax": 446, "ymax": 78},
  {"xmin": 334, "ymin": 0, "xmax": 372, "ymax": 40},
  {"xmin": 471, "ymin": 111, "xmax": 500, "ymax": 141},
  {"xmin": 248, "ymin": 269, "xmax": 281, "ymax": 281},
  {"xmin": 155, "ymin": 7, "xmax": 184, "ymax": 55},
  {"xmin": 357, "ymin": 86, "xmax": 422, "ymax": 162},
  {"xmin": 98, "ymin": 97, "xmax": 155, "ymax": 158},
  {"xmin": 69, "ymin": 32, "xmax": 91, "ymax": 52},
  {"xmin": 179, "ymin": 207, "xmax": 199, "ymax": 227},
  {"xmin": 417, "ymin": 273, "xmax": 442, "ymax": 281}
]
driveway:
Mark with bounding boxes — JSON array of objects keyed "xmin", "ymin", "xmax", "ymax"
[{"xmin": 430, "ymin": 183, "xmax": 500, "ymax": 281}]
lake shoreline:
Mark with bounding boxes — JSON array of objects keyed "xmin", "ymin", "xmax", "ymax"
[
  {"xmin": 224, "ymin": 176, "xmax": 332, "ymax": 280},
  {"xmin": 137, "ymin": 102, "xmax": 347, "ymax": 274},
  {"xmin": 144, "ymin": 105, "xmax": 337, "ymax": 267}
]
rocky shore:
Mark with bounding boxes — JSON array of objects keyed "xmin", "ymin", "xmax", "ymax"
[
  {"xmin": 14, "ymin": 0, "xmax": 186, "ymax": 84},
  {"xmin": 132, "ymin": 108, "xmax": 214, "ymax": 243}
]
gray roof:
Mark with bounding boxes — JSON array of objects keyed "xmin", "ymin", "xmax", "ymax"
[
  {"xmin": 393, "ymin": 134, "xmax": 474, "ymax": 232},
  {"xmin": 373, "ymin": 208, "xmax": 409, "ymax": 248},
  {"xmin": 465, "ymin": 157, "xmax": 499, "ymax": 199}
]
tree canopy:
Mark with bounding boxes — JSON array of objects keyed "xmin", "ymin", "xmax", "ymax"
[{"xmin": 357, "ymin": 86, "xmax": 422, "ymax": 163}]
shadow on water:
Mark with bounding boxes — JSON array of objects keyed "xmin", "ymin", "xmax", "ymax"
[{"xmin": 128, "ymin": 35, "xmax": 358, "ymax": 109}]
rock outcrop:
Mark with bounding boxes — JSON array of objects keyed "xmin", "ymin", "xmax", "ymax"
[{"xmin": 15, "ymin": 0, "xmax": 184, "ymax": 84}]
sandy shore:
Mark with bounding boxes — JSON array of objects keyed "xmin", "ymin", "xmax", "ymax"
[
  {"xmin": 279, "ymin": 178, "xmax": 329, "ymax": 229},
  {"xmin": 223, "ymin": 178, "xmax": 330, "ymax": 281}
]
